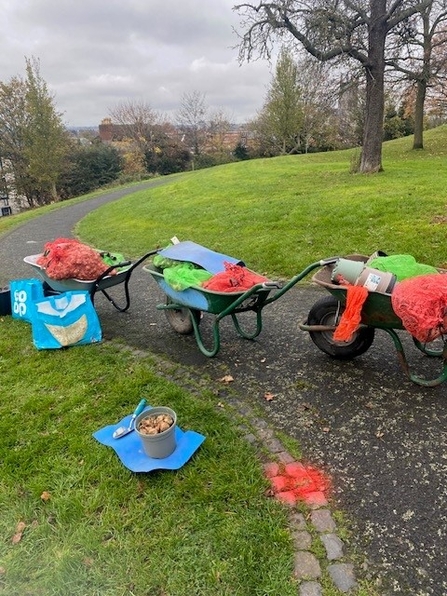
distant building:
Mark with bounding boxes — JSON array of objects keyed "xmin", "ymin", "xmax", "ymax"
[{"xmin": 98, "ymin": 117, "xmax": 252, "ymax": 152}]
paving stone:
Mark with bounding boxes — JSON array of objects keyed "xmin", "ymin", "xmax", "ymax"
[
  {"xmin": 299, "ymin": 581, "xmax": 323, "ymax": 596},
  {"xmin": 257, "ymin": 427, "xmax": 275, "ymax": 441},
  {"xmin": 270, "ymin": 475, "xmax": 289, "ymax": 492},
  {"xmin": 276, "ymin": 490, "xmax": 297, "ymax": 506},
  {"xmin": 328, "ymin": 563, "xmax": 357, "ymax": 593},
  {"xmin": 278, "ymin": 451, "xmax": 296, "ymax": 464},
  {"xmin": 289, "ymin": 511, "xmax": 307, "ymax": 530},
  {"xmin": 292, "ymin": 530, "xmax": 312, "ymax": 550},
  {"xmin": 285, "ymin": 461, "xmax": 307, "ymax": 476},
  {"xmin": 264, "ymin": 462, "xmax": 280, "ymax": 478},
  {"xmin": 265, "ymin": 437, "xmax": 286, "ymax": 452},
  {"xmin": 320, "ymin": 533, "xmax": 344, "ymax": 560},
  {"xmin": 303, "ymin": 491, "xmax": 328, "ymax": 508},
  {"xmin": 310, "ymin": 509, "xmax": 336, "ymax": 532},
  {"xmin": 294, "ymin": 551, "xmax": 322, "ymax": 580},
  {"xmin": 243, "ymin": 432, "xmax": 258, "ymax": 445},
  {"xmin": 252, "ymin": 417, "xmax": 268, "ymax": 429}
]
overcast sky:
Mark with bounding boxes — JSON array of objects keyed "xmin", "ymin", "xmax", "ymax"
[{"xmin": 0, "ymin": 0, "xmax": 274, "ymax": 128}]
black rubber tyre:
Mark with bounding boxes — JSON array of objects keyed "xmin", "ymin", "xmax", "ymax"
[
  {"xmin": 306, "ymin": 295, "xmax": 375, "ymax": 360},
  {"xmin": 164, "ymin": 298, "xmax": 201, "ymax": 335}
]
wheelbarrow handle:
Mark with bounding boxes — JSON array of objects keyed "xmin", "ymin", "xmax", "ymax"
[
  {"xmin": 319, "ymin": 257, "xmax": 340, "ymax": 267},
  {"xmin": 262, "ymin": 281, "xmax": 282, "ymax": 290}
]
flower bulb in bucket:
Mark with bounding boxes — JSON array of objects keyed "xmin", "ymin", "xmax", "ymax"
[{"xmin": 135, "ymin": 406, "xmax": 177, "ymax": 458}]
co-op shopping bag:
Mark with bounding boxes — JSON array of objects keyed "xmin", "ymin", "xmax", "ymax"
[
  {"xmin": 10, "ymin": 278, "xmax": 45, "ymax": 322},
  {"xmin": 31, "ymin": 291, "xmax": 102, "ymax": 350}
]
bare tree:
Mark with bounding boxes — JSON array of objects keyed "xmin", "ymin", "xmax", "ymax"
[
  {"xmin": 109, "ymin": 100, "xmax": 160, "ymax": 153},
  {"xmin": 176, "ymin": 91, "xmax": 208, "ymax": 157},
  {"xmin": 234, "ymin": 0, "xmax": 432, "ymax": 173},
  {"xmin": 386, "ymin": 0, "xmax": 447, "ymax": 148},
  {"xmin": 207, "ymin": 108, "xmax": 233, "ymax": 158}
]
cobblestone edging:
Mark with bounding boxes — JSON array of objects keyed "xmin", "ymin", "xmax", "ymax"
[
  {"xmin": 233, "ymin": 399, "xmax": 358, "ymax": 595},
  {"xmin": 126, "ymin": 348, "xmax": 359, "ymax": 595}
]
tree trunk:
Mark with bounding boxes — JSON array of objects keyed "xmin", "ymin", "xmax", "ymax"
[
  {"xmin": 360, "ymin": 0, "xmax": 387, "ymax": 173},
  {"xmin": 413, "ymin": 79, "xmax": 426, "ymax": 149},
  {"xmin": 50, "ymin": 181, "xmax": 59, "ymax": 202}
]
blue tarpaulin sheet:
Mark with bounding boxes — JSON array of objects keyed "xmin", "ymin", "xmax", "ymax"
[{"xmin": 158, "ymin": 241, "xmax": 244, "ymax": 274}]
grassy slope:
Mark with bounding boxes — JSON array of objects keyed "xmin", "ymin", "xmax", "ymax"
[{"xmin": 76, "ymin": 125, "xmax": 447, "ymax": 279}]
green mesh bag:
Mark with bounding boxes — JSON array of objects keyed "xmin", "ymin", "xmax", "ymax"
[
  {"xmin": 101, "ymin": 252, "xmax": 127, "ymax": 268},
  {"xmin": 153, "ymin": 254, "xmax": 180, "ymax": 270},
  {"xmin": 368, "ymin": 254, "xmax": 438, "ymax": 281},
  {"xmin": 163, "ymin": 262, "xmax": 213, "ymax": 291}
]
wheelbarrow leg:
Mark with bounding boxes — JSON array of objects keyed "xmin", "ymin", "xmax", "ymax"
[
  {"xmin": 383, "ymin": 328, "xmax": 447, "ymax": 387},
  {"xmin": 97, "ymin": 284, "xmax": 131, "ymax": 312},
  {"xmin": 230, "ymin": 309, "xmax": 263, "ymax": 340},
  {"xmin": 190, "ymin": 313, "xmax": 222, "ymax": 358},
  {"xmin": 94, "ymin": 249, "xmax": 158, "ymax": 313}
]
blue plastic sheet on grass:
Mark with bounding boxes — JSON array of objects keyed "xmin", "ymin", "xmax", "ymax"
[{"xmin": 93, "ymin": 407, "xmax": 205, "ymax": 473}]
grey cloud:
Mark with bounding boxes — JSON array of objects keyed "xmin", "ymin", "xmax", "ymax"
[{"xmin": 0, "ymin": 0, "xmax": 272, "ymax": 126}]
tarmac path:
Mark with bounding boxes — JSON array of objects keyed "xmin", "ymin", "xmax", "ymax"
[{"xmin": 1, "ymin": 181, "xmax": 447, "ymax": 595}]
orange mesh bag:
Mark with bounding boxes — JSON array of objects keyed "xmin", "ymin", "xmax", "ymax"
[
  {"xmin": 37, "ymin": 238, "xmax": 115, "ymax": 281},
  {"xmin": 202, "ymin": 262, "xmax": 268, "ymax": 292},
  {"xmin": 391, "ymin": 274, "xmax": 447, "ymax": 343},
  {"xmin": 333, "ymin": 285, "xmax": 369, "ymax": 342}
]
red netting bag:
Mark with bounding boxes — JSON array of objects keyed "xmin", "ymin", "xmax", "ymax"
[
  {"xmin": 391, "ymin": 274, "xmax": 447, "ymax": 343},
  {"xmin": 202, "ymin": 262, "xmax": 268, "ymax": 292},
  {"xmin": 37, "ymin": 238, "xmax": 115, "ymax": 281}
]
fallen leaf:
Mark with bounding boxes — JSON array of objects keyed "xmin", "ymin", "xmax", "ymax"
[
  {"xmin": 322, "ymin": 427, "xmax": 330, "ymax": 433},
  {"xmin": 12, "ymin": 521, "xmax": 26, "ymax": 544},
  {"xmin": 264, "ymin": 392, "xmax": 275, "ymax": 401},
  {"xmin": 219, "ymin": 375, "xmax": 234, "ymax": 384},
  {"xmin": 217, "ymin": 402, "xmax": 225, "ymax": 408},
  {"xmin": 40, "ymin": 491, "xmax": 51, "ymax": 502}
]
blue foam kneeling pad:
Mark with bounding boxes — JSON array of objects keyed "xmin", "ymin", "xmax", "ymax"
[{"xmin": 93, "ymin": 411, "xmax": 205, "ymax": 473}]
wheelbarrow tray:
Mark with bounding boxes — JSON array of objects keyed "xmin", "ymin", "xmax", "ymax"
[
  {"xmin": 143, "ymin": 263, "xmax": 272, "ymax": 314},
  {"xmin": 311, "ymin": 254, "xmax": 404, "ymax": 329},
  {"xmin": 24, "ymin": 249, "xmax": 157, "ymax": 312},
  {"xmin": 24, "ymin": 253, "xmax": 132, "ymax": 293}
]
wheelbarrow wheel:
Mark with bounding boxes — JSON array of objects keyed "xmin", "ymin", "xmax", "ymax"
[
  {"xmin": 307, "ymin": 295, "xmax": 375, "ymax": 359},
  {"xmin": 164, "ymin": 298, "xmax": 201, "ymax": 335}
]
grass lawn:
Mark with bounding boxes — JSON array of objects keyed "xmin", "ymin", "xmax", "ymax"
[
  {"xmin": 2, "ymin": 126, "xmax": 443, "ymax": 595},
  {"xmin": 0, "ymin": 319, "xmax": 297, "ymax": 596}
]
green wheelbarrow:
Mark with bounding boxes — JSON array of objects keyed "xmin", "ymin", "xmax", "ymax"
[
  {"xmin": 299, "ymin": 255, "xmax": 447, "ymax": 388},
  {"xmin": 143, "ymin": 256, "xmax": 338, "ymax": 358}
]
